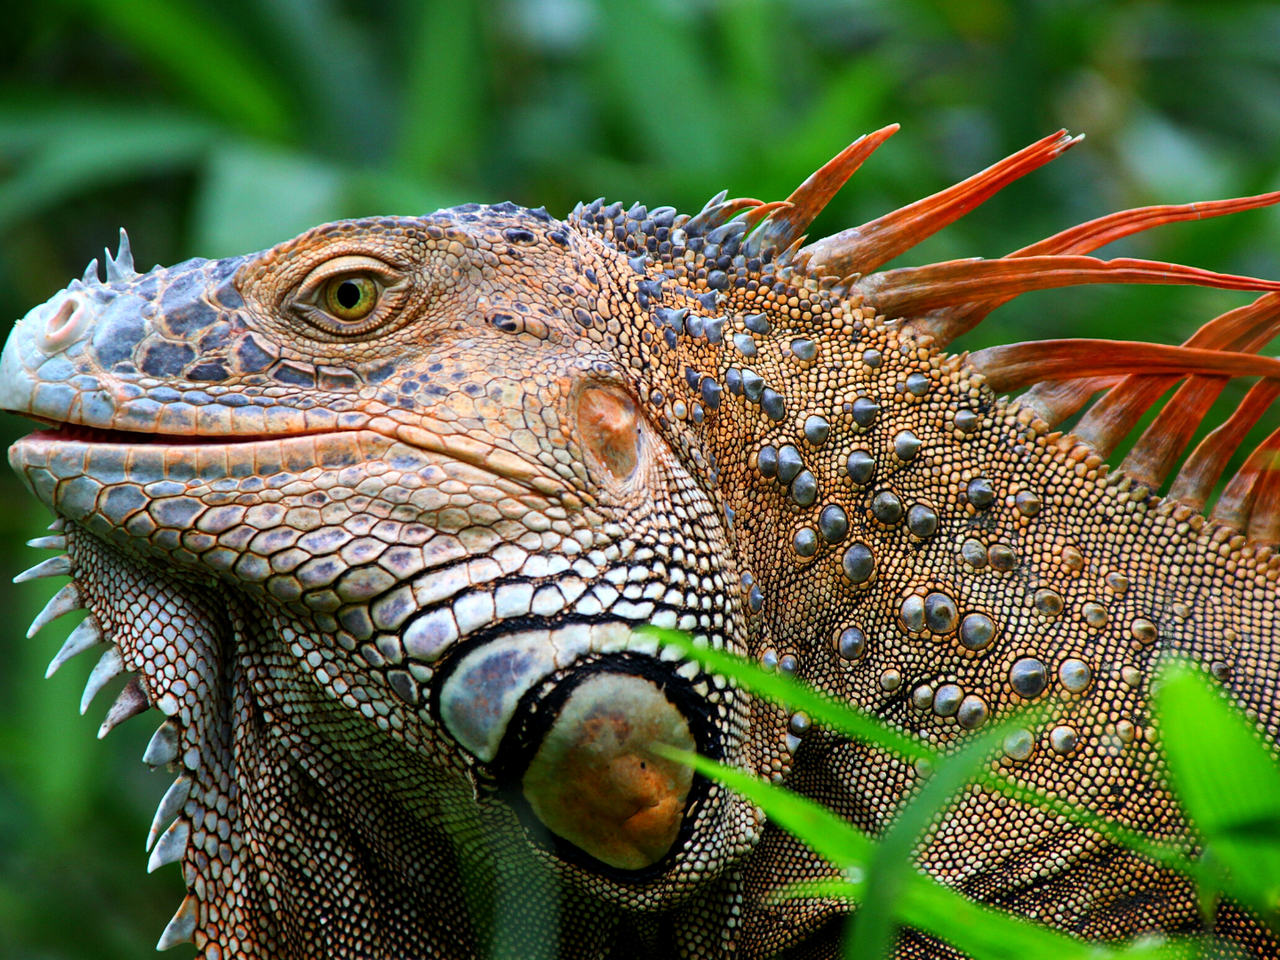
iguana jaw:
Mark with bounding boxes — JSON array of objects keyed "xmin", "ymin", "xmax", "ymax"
[
  {"xmin": 22, "ymin": 423, "xmax": 328, "ymax": 445},
  {"xmin": 9, "ymin": 415, "xmax": 747, "ymax": 888}
]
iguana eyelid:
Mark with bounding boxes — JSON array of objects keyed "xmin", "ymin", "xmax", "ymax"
[
  {"xmin": 295, "ymin": 254, "xmax": 404, "ymax": 303},
  {"xmin": 291, "ymin": 254, "xmax": 410, "ymax": 336}
]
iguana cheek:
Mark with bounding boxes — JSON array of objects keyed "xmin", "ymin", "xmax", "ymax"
[{"xmin": 519, "ymin": 672, "xmax": 695, "ymax": 872}]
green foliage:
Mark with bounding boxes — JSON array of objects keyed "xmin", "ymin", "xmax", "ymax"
[
  {"xmin": 2, "ymin": 2, "xmax": 1280, "ymax": 957},
  {"xmin": 0, "ymin": 108, "xmax": 218, "ymax": 234},
  {"xmin": 73, "ymin": 0, "xmax": 294, "ymax": 140},
  {"xmin": 654, "ymin": 628, "xmax": 1279, "ymax": 958},
  {"xmin": 847, "ymin": 727, "xmax": 1007, "ymax": 960},
  {"xmin": 641, "ymin": 627, "xmax": 1195, "ymax": 875},
  {"xmin": 1156, "ymin": 664, "xmax": 1280, "ymax": 931},
  {"xmin": 673, "ymin": 752, "xmax": 1181, "ymax": 960},
  {"xmin": 671, "ymin": 740, "xmax": 1182, "ymax": 959}
]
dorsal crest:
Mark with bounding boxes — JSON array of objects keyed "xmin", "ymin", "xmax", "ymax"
[{"xmin": 572, "ymin": 126, "xmax": 1280, "ymax": 549}]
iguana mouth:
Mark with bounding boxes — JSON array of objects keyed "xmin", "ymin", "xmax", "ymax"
[{"xmin": 23, "ymin": 423, "xmax": 321, "ymax": 446}]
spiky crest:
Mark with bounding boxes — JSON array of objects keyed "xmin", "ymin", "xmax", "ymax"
[{"xmin": 580, "ymin": 126, "xmax": 1280, "ymax": 549}]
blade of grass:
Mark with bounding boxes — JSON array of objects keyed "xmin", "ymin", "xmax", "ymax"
[
  {"xmin": 396, "ymin": 0, "xmax": 483, "ymax": 182},
  {"xmin": 641, "ymin": 627, "xmax": 1196, "ymax": 875},
  {"xmin": 675, "ymin": 751, "xmax": 1188, "ymax": 960},
  {"xmin": 668, "ymin": 750, "xmax": 875, "ymax": 876},
  {"xmin": 592, "ymin": 0, "xmax": 726, "ymax": 173},
  {"xmin": 896, "ymin": 879, "xmax": 1190, "ymax": 960},
  {"xmin": 0, "ymin": 107, "xmax": 217, "ymax": 232},
  {"xmin": 754, "ymin": 56, "xmax": 897, "ymax": 204},
  {"xmin": 639, "ymin": 627, "xmax": 933, "ymax": 761},
  {"xmin": 849, "ymin": 724, "xmax": 1008, "ymax": 960},
  {"xmin": 249, "ymin": 0, "xmax": 387, "ymax": 162},
  {"xmin": 788, "ymin": 885, "xmax": 1187, "ymax": 960},
  {"xmin": 1155, "ymin": 662, "xmax": 1280, "ymax": 930},
  {"xmin": 716, "ymin": 0, "xmax": 778, "ymax": 130},
  {"xmin": 967, "ymin": 767, "xmax": 1193, "ymax": 873}
]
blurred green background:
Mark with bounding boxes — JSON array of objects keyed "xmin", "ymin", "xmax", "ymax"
[{"xmin": 1, "ymin": 0, "xmax": 1280, "ymax": 956}]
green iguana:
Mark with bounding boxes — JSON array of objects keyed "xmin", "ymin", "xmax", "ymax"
[{"xmin": 5, "ymin": 125, "xmax": 1280, "ymax": 958}]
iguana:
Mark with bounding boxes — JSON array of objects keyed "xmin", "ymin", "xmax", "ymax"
[{"xmin": 5, "ymin": 124, "xmax": 1280, "ymax": 959}]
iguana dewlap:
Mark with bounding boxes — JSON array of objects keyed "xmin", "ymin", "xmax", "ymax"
[{"xmin": 5, "ymin": 126, "xmax": 1280, "ymax": 958}]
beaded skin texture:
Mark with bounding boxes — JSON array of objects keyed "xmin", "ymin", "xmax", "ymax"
[{"xmin": 4, "ymin": 125, "xmax": 1280, "ymax": 958}]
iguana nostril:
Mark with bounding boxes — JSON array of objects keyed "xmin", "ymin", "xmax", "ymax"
[
  {"xmin": 36, "ymin": 295, "xmax": 89, "ymax": 353},
  {"xmin": 521, "ymin": 672, "xmax": 695, "ymax": 872},
  {"xmin": 46, "ymin": 299, "xmax": 76, "ymax": 336}
]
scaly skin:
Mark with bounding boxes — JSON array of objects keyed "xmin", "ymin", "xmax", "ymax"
[{"xmin": 3, "ymin": 132, "xmax": 1280, "ymax": 959}]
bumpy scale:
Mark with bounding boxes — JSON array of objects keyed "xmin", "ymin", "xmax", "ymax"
[{"xmin": 5, "ymin": 125, "xmax": 1280, "ymax": 958}]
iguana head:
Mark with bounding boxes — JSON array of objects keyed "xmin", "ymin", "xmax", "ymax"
[
  {"xmin": 0, "ymin": 198, "xmax": 764, "ymax": 883},
  {"xmin": 6, "ymin": 127, "xmax": 1280, "ymax": 955}
]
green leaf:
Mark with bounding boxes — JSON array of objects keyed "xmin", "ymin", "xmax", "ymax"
[
  {"xmin": 0, "ymin": 106, "xmax": 217, "ymax": 232},
  {"xmin": 715, "ymin": 0, "xmax": 779, "ymax": 125},
  {"xmin": 849, "ymin": 725, "xmax": 1007, "ymax": 960},
  {"xmin": 592, "ymin": 0, "xmax": 727, "ymax": 173},
  {"xmin": 73, "ymin": 0, "xmax": 294, "ymax": 140},
  {"xmin": 642, "ymin": 627, "xmax": 1195, "ymax": 876},
  {"xmin": 248, "ymin": 0, "xmax": 388, "ymax": 162},
  {"xmin": 673, "ymin": 749, "xmax": 875, "ymax": 875},
  {"xmin": 191, "ymin": 143, "xmax": 342, "ymax": 257},
  {"xmin": 396, "ymin": 0, "xmax": 484, "ymax": 182},
  {"xmin": 638, "ymin": 627, "xmax": 934, "ymax": 762},
  {"xmin": 676, "ymin": 751, "xmax": 1188, "ymax": 960},
  {"xmin": 758, "ymin": 56, "xmax": 897, "ymax": 195},
  {"xmin": 1155, "ymin": 662, "xmax": 1280, "ymax": 926},
  {"xmin": 896, "ymin": 878, "xmax": 1189, "ymax": 960}
]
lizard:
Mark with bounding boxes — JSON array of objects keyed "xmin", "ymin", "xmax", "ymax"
[{"xmin": 4, "ymin": 123, "xmax": 1280, "ymax": 959}]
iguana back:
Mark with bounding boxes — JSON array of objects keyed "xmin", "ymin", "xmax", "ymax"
[{"xmin": 3, "ymin": 125, "xmax": 1280, "ymax": 958}]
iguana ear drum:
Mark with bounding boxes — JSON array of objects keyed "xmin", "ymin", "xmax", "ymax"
[{"xmin": 574, "ymin": 384, "xmax": 643, "ymax": 483}]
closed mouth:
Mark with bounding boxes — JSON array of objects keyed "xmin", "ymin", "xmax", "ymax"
[{"xmin": 17, "ymin": 420, "xmax": 338, "ymax": 447}]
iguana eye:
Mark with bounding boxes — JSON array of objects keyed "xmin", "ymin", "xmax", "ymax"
[
  {"xmin": 294, "ymin": 254, "xmax": 403, "ymax": 336},
  {"xmin": 323, "ymin": 275, "xmax": 378, "ymax": 322}
]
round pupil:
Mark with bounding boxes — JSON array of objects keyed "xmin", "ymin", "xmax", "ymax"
[{"xmin": 336, "ymin": 280, "xmax": 363, "ymax": 309}]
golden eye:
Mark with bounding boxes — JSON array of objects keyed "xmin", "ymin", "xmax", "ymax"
[{"xmin": 323, "ymin": 275, "xmax": 378, "ymax": 322}]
